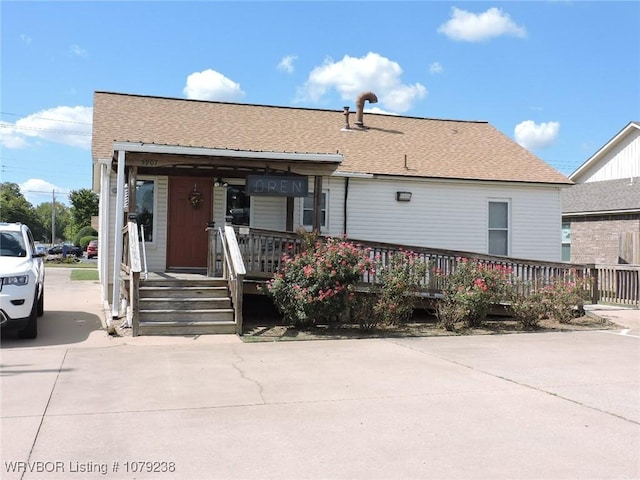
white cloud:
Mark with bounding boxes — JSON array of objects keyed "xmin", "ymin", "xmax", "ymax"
[
  {"xmin": 19, "ymin": 179, "xmax": 69, "ymax": 206},
  {"xmin": 296, "ymin": 52, "xmax": 427, "ymax": 113},
  {"xmin": 183, "ymin": 69, "xmax": 245, "ymax": 102},
  {"xmin": 429, "ymin": 62, "xmax": 444, "ymax": 74},
  {"xmin": 0, "ymin": 121, "xmax": 29, "ymax": 148},
  {"xmin": 438, "ymin": 7, "xmax": 527, "ymax": 42},
  {"xmin": 365, "ymin": 107, "xmax": 398, "ymax": 116},
  {"xmin": 70, "ymin": 44, "xmax": 88, "ymax": 57},
  {"xmin": 514, "ymin": 120, "xmax": 559, "ymax": 150},
  {"xmin": 277, "ymin": 55, "xmax": 297, "ymax": 74},
  {"xmin": 1, "ymin": 106, "xmax": 92, "ymax": 150}
]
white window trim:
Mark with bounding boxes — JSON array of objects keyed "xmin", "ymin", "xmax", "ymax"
[
  {"xmin": 301, "ymin": 190, "xmax": 329, "ymax": 231},
  {"xmin": 487, "ymin": 199, "xmax": 510, "ymax": 256},
  {"xmin": 136, "ymin": 176, "xmax": 157, "ymax": 245}
]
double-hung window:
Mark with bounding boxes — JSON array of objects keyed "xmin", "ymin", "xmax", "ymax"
[
  {"xmin": 488, "ymin": 200, "xmax": 509, "ymax": 256},
  {"xmin": 302, "ymin": 192, "xmax": 327, "ymax": 228}
]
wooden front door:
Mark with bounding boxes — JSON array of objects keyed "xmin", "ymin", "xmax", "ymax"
[{"xmin": 167, "ymin": 176, "xmax": 212, "ymax": 269}]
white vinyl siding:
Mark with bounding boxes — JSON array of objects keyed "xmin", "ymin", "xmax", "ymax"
[
  {"xmin": 293, "ymin": 176, "xmax": 345, "ymax": 236},
  {"xmin": 344, "ymin": 178, "xmax": 562, "ymax": 262},
  {"xmin": 251, "ymin": 196, "xmax": 286, "ymax": 230},
  {"xmin": 576, "ymin": 129, "xmax": 640, "ymax": 183}
]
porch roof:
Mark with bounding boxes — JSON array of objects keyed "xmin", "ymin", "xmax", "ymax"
[{"xmin": 93, "ymin": 91, "xmax": 572, "ymax": 185}]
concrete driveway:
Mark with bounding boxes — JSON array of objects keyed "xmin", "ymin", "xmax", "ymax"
[{"xmin": 1, "ymin": 268, "xmax": 639, "ymax": 479}]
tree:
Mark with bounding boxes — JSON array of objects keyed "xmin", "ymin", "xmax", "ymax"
[
  {"xmin": 68, "ymin": 188, "xmax": 98, "ymax": 240},
  {"xmin": 35, "ymin": 202, "xmax": 71, "ymax": 244},
  {"xmin": 0, "ymin": 182, "xmax": 45, "ymax": 239}
]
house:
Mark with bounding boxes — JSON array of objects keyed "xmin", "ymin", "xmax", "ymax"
[
  {"xmin": 91, "ymin": 91, "xmax": 572, "ymax": 328},
  {"xmin": 562, "ymin": 122, "xmax": 640, "ymax": 264}
]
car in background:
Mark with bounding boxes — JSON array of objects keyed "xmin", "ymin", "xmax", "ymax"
[
  {"xmin": 0, "ymin": 222, "xmax": 45, "ymax": 338},
  {"xmin": 48, "ymin": 243, "xmax": 83, "ymax": 257},
  {"xmin": 35, "ymin": 245, "xmax": 47, "ymax": 256},
  {"xmin": 86, "ymin": 240, "xmax": 98, "ymax": 259}
]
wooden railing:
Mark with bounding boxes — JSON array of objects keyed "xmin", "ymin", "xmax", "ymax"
[
  {"xmin": 218, "ymin": 226, "xmax": 247, "ymax": 334},
  {"xmin": 591, "ymin": 264, "xmax": 640, "ymax": 307},
  {"xmin": 209, "ymin": 228, "xmax": 638, "ymax": 308},
  {"xmin": 121, "ymin": 219, "xmax": 142, "ymax": 335}
]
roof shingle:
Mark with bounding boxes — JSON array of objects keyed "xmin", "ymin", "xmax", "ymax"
[{"xmin": 92, "ymin": 91, "xmax": 571, "ymax": 185}]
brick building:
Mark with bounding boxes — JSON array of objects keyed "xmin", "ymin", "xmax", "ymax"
[{"xmin": 562, "ymin": 122, "xmax": 640, "ymax": 264}]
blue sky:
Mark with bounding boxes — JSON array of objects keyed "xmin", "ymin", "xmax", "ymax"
[{"xmin": 1, "ymin": 1, "xmax": 639, "ymax": 206}]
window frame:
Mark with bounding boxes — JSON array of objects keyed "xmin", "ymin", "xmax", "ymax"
[
  {"xmin": 487, "ymin": 199, "xmax": 510, "ymax": 256},
  {"xmin": 301, "ymin": 190, "xmax": 328, "ymax": 229},
  {"xmin": 135, "ymin": 177, "xmax": 157, "ymax": 245},
  {"xmin": 561, "ymin": 222, "xmax": 571, "ymax": 262}
]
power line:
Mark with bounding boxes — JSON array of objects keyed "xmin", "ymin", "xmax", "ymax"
[
  {"xmin": 0, "ymin": 111, "xmax": 93, "ymax": 126},
  {"xmin": 0, "ymin": 123, "xmax": 91, "ymax": 136}
]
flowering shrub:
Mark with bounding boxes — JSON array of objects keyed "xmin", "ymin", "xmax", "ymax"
[
  {"xmin": 437, "ymin": 258, "xmax": 512, "ymax": 328},
  {"xmin": 508, "ymin": 287, "xmax": 548, "ymax": 329},
  {"xmin": 263, "ymin": 237, "xmax": 374, "ymax": 327},
  {"xmin": 540, "ymin": 275, "xmax": 589, "ymax": 324},
  {"xmin": 371, "ymin": 250, "xmax": 428, "ymax": 326}
]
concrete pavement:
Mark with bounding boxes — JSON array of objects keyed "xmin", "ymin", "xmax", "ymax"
[{"xmin": 1, "ymin": 268, "xmax": 639, "ymax": 479}]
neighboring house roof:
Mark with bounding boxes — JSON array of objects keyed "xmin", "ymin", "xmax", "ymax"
[
  {"xmin": 92, "ymin": 91, "xmax": 571, "ymax": 185},
  {"xmin": 562, "ymin": 177, "xmax": 640, "ymax": 215},
  {"xmin": 569, "ymin": 121, "xmax": 640, "ymax": 182}
]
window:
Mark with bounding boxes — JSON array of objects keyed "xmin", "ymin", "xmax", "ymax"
[
  {"xmin": 136, "ymin": 180, "xmax": 155, "ymax": 242},
  {"xmin": 561, "ymin": 222, "xmax": 571, "ymax": 262},
  {"xmin": 302, "ymin": 192, "xmax": 327, "ymax": 227},
  {"xmin": 226, "ymin": 185, "xmax": 250, "ymax": 226},
  {"xmin": 488, "ymin": 201, "xmax": 509, "ymax": 256}
]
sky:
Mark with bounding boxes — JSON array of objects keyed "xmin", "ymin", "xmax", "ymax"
[{"xmin": 1, "ymin": 1, "xmax": 639, "ymax": 206}]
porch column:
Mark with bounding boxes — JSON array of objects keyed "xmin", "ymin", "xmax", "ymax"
[
  {"xmin": 112, "ymin": 150, "xmax": 126, "ymax": 319},
  {"xmin": 128, "ymin": 166, "xmax": 137, "ymax": 215},
  {"xmin": 286, "ymin": 197, "xmax": 294, "ymax": 232},
  {"xmin": 312, "ymin": 175, "xmax": 323, "ymax": 233}
]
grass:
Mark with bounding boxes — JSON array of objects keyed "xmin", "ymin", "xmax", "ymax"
[
  {"xmin": 70, "ymin": 269, "xmax": 99, "ymax": 281},
  {"xmin": 45, "ymin": 260, "xmax": 97, "ymax": 269}
]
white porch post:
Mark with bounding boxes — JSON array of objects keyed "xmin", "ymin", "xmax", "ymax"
[
  {"xmin": 98, "ymin": 159, "xmax": 111, "ymax": 305},
  {"xmin": 111, "ymin": 150, "xmax": 126, "ymax": 319}
]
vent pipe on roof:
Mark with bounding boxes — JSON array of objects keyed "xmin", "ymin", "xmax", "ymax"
[
  {"xmin": 355, "ymin": 91, "xmax": 378, "ymax": 128},
  {"xmin": 341, "ymin": 106, "xmax": 352, "ymax": 131}
]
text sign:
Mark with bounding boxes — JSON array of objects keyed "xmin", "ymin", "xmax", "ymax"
[{"xmin": 246, "ymin": 175, "xmax": 308, "ymax": 197}]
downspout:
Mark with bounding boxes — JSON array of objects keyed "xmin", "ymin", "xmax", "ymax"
[
  {"xmin": 111, "ymin": 150, "xmax": 126, "ymax": 319},
  {"xmin": 343, "ymin": 177, "xmax": 349, "ymax": 236}
]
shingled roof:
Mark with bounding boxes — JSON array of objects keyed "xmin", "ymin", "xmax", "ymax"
[
  {"xmin": 92, "ymin": 91, "xmax": 571, "ymax": 185},
  {"xmin": 562, "ymin": 177, "xmax": 640, "ymax": 214}
]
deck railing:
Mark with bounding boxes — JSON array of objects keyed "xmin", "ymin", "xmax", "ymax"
[
  {"xmin": 217, "ymin": 226, "xmax": 247, "ymax": 334},
  {"xmin": 120, "ymin": 219, "xmax": 143, "ymax": 334},
  {"xmin": 228, "ymin": 228, "xmax": 640, "ymax": 307},
  {"xmin": 591, "ymin": 264, "xmax": 640, "ymax": 307}
]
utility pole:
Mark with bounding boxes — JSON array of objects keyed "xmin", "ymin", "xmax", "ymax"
[{"xmin": 51, "ymin": 190, "xmax": 56, "ymax": 245}]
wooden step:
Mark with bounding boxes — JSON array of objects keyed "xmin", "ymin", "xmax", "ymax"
[
  {"xmin": 139, "ymin": 286, "xmax": 230, "ymax": 298},
  {"xmin": 139, "ymin": 297, "xmax": 232, "ymax": 310},
  {"xmin": 137, "ymin": 321, "xmax": 237, "ymax": 335},
  {"xmin": 139, "ymin": 309, "xmax": 234, "ymax": 323}
]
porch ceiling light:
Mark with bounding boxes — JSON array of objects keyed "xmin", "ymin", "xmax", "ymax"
[
  {"xmin": 214, "ymin": 178, "xmax": 229, "ymax": 187},
  {"xmin": 396, "ymin": 191, "xmax": 412, "ymax": 202}
]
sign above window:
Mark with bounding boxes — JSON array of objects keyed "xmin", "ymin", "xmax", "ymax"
[{"xmin": 246, "ymin": 175, "xmax": 308, "ymax": 197}]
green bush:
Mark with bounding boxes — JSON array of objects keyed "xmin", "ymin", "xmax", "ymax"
[
  {"xmin": 436, "ymin": 258, "xmax": 511, "ymax": 328},
  {"xmin": 540, "ymin": 276, "xmax": 589, "ymax": 324},
  {"xmin": 79, "ymin": 235, "xmax": 98, "ymax": 249},
  {"xmin": 74, "ymin": 226, "xmax": 97, "ymax": 246},
  {"xmin": 263, "ymin": 237, "xmax": 375, "ymax": 327},
  {"xmin": 508, "ymin": 287, "xmax": 547, "ymax": 329},
  {"xmin": 371, "ymin": 250, "xmax": 428, "ymax": 326}
]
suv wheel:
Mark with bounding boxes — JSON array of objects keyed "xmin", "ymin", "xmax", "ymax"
[{"xmin": 18, "ymin": 297, "xmax": 38, "ymax": 339}]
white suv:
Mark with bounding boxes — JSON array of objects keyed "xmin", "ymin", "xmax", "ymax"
[{"xmin": 0, "ymin": 223, "xmax": 45, "ymax": 338}]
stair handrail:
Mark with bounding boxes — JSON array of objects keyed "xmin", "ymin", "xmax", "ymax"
[
  {"xmin": 140, "ymin": 225, "xmax": 149, "ymax": 281},
  {"xmin": 219, "ymin": 226, "xmax": 246, "ymax": 334}
]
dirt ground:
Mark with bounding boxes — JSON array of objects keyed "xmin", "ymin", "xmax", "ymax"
[{"xmin": 241, "ymin": 296, "xmax": 620, "ymax": 343}]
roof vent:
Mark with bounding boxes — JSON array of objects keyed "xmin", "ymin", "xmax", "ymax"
[
  {"xmin": 355, "ymin": 91, "xmax": 378, "ymax": 128},
  {"xmin": 341, "ymin": 106, "xmax": 352, "ymax": 132}
]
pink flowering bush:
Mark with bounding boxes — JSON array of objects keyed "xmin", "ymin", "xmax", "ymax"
[
  {"xmin": 436, "ymin": 258, "xmax": 512, "ymax": 328},
  {"xmin": 263, "ymin": 237, "xmax": 375, "ymax": 327},
  {"xmin": 539, "ymin": 275, "xmax": 590, "ymax": 323},
  {"xmin": 370, "ymin": 250, "xmax": 428, "ymax": 327}
]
